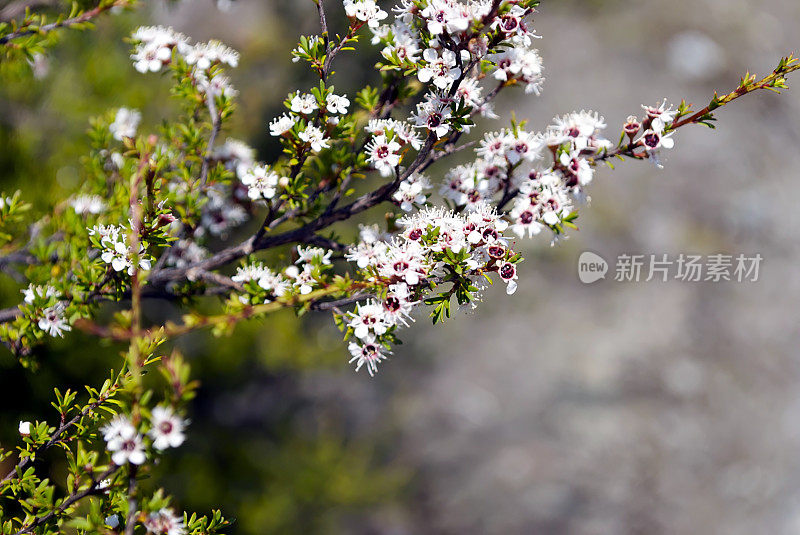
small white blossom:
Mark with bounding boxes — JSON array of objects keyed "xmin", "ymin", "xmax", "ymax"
[
  {"xmin": 343, "ymin": 0, "xmax": 388, "ymax": 28},
  {"xmin": 296, "ymin": 246, "xmax": 333, "ymax": 265},
  {"xmin": 365, "ymin": 134, "xmax": 402, "ymax": 176},
  {"xmin": 290, "ymin": 92, "xmax": 318, "ymax": 114},
  {"xmin": 22, "ymin": 284, "xmax": 59, "ymax": 305},
  {"xmin": 269, "ymin": 114, "xmax": 296, "ymax": 137},
  {"xmin": 348, "ymin": 339, "xmax": 390, "ymax": 376},
  {"xmin": 349, "ymin": 300, "xmax": 390, "ymax": 339},
  {"xmin": 19, "ymin": 421, "xmax": 31, "ymax": 436},
  {"xmin": 240, "ymin": 165, "xmax": 280, "ymax": 200},
  {"xmin": 149, "ymin": 406, "xmax": 187, "ymax": 450},
  {"xmin": 179, "ymin": 39, "xmax": 239, "ymax": 70},
  {"xmin": 326, "ymin": 93, "xmax": 350, "ymax": 114},
  {"xmin": 144, "ymin": 507, "xmax": 186, "ymax": 535},
  {"xmin": 38, "ymin": 303, "xmax": 71, "ymax": 338},
  {"xmin": 298, "ymin": 125, "xmax": 330, "ymax": 152},
  {"xmin": 418, "ymin": 48, "xmax": 460, "ymax": 90},
  {"xmin": 110, "ymin": 108, "xmax": 140, "ymax": 141},
  {"xmin": 102, "ymin": 416, "xmax": 146, "ymax": 466},
  {"xmin": 70, "ymin": 194, "xmax": 106, "ymax": 215}
]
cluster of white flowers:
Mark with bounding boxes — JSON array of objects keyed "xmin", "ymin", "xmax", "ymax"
[
  {"xmin": 268, "ymin": 88, "xmax": 351, "ymax": 155},
  {"xmin": 130, "ymin": 26, "xmax": 239, "ymax": 102},
  {"xmin": 365, "ymin": 134, "xmax": 402, "ymax": 176},
  {"xmin": 20, "ymin": 284, "xmax": 71, "ymax": 337},
  {"xmin": 393, "ymin": 171, "xmax": 431, "ymax": 211},
  {"xmin": 130, "ymin": 26, "xmax": 186, "ymax": 74},
  {"xmin": 101, "ymin": 408, "xmax": 186, "ymax": 467},
  {"xmin": 165, "ymin": 239, "xmax": 209, "ymax": 269},
  {"xmin": 198, "ymin": 188, "xmax": 249, "ymax": 239},
  {"xmin": 69, "ymin": 194, "xmax": 106, "ymax": 215},
  {"xmin": 344, "ymin": 202, "xmax": 520, "ymax": 375},
  {"xmin": 632, "ymin": 99, "xmax": 678, "ymax": 166},
  {"xmin": 233, "ymin": 246, "xmax": 333, "ymax": 304},
  {"xmin": 101, "ymin": 416, "xmax": 146, "ymax": 466},
  {"xmin": 89, "ymin": 224, "xmax": 152, "ymax": 275},
  {"xmin": 149, "ymin": 406, "xmax": 187, "ymax": 450},
  {"xmin": 365, "ymin": 118, "xmax": 423, "ymax": 149},
  {"xmin": 240, "ymin": 164, "xmax": 283, "ymax": 201},
  {"xmin": 38, "ymin": 303, "xmax": 71, "ymax": 338},
  {"xmin": 131, "ymin": 26, "xmax": 237, "ymax": 73},
  {"xmin": 344, "ymin": 0, "xmax": 388, "ymax": 28},
  {"xmin": 363, "ymin": 0, "xmax": 542, "ymax": 143},
  {"xmin": 22, "ymin": 283, "xmax": 58, "ymax": 305},
  {"xmin": 109, "ymin": 107, "xmax": 140, "ymax": 141},
  {"xmin": 143, "ymin": 507, "xmax": 186, "ymax": 535},
  {"xmin": 231, "ymin": 262, "xmax": 291, "ymax": 303}
]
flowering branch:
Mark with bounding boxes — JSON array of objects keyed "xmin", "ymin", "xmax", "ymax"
[
  {"xmin": 0, "ymin": 0, "xmax": 133, "ymax": 46},
  {"xmin": 1, "ymin": 1, "xmax": 798, "ymax": 532}
]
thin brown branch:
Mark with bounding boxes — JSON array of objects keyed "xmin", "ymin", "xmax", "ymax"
[
  {"xmin": 13, "ymin": 464, "xmax": 120, "ymax": 535},
  {"xmin": 0, "ymin": 0, "xmax": 125, "ymax": 45}
]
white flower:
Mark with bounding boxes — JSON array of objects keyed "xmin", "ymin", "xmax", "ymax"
[
  {"xmin": 392, "ymin": 173, "xmax": 430, "ymax": 211},
  {"xmin": 144, "ymin": 507, "xmax": 186, "ymax": 535},
  {"xmin": 365, "ymin": 134, "xmax": 402, "ymax": 176},
  {"xmin": 476, "ymin": 131, "xmax": 510, "ymax": 164},
  {"xmin": 231, "ymin": 262, "xmax": 271, "ymax": 283},
  {"xmin": 638, "ymin": 129, "xmax": 675, "ymax": 152},
  {"xmin": 392, "ymin": 120, "xmax": 423, "ymax": 149},
  {"xmin": 642, "ymin": 99, "xmax": 678, "ymax": 133},
  {"xmin": 269, "ymin": 114, "xmax": 296, "ymax": 137},
  {"xmin": 296, "ymin": 246, "xmax": 333, "ymax": 265},
  {"xmin": 491, "ymin": 45, "xmax": 544, "ymax": 94},
  {"xmin": 343, "ymin": 0, "xmax": 388, "ymax": 28},
  {"xmin": 240, "ymin": 165, "xmax": 280, "ymax": 200},
  {"xmin": 498, "ymin": 262, "xmax": 519, "ymax": 295},
  {"xmin": 298, "ymin": 125, "xmax": 330, "ymax": 152},
  {"xmin": 95, "ymin": 226, "xmax": 151, "ymax": 275},
  {"xmin": 38, "ymin": 303, "xmax": 71, "ymax": 337},
  {"xmin": 290, "ymin": 92, "xmax": 318, "ymax": 114},
  {"xmin": 411, "ymin": 95, "xmax": 452, "ymax": 138},
  {"xmin": 348, "ymin": 339, "xmax": 390, "ymax": 376},
  {"xmin": 149, "ymin": 406, "xmax": 187, "ymax": 450},
  {"xmin": 284, "ymin": 264, "xmax": 317, "ymax": 294},
  {"xmin": 179, "ymin": 40, "xmax": 239, "ymax": 70},
  {"xmin": 130, "ymin": 26, "xmax": 185, "ymax": 73},
  {"xmin": 418, "ymin": 48, "xmax": 460, "ymax": 90},
  {"xmin": 18, "ymin": 421, "xmax": 31, "ymax": 435},
  {"xmin": 326, "ymin": 93, "xmax": 350, "ymax": 114},
  {"xmin": 195, "ymin": 70, "xmax": 237, "ymax": 98},
  {"xmin": 22, "ymin": 284, "xmax": 59, "ymax": 305},
  {"xmin": 420, "ymin": 0, "xmax": 471, "ymax": 35},
  {"xmin": 103, "ymin": 416, "xmax": 146, "ymax": 465},
  {"xmin": 559, "ymin": 151, "xmax": 595, "ymax": 186},
  {"xmin": 257, "ymin": 270, "xmax": 290, "ymax": 299},
  {"xmin": 110, "ymin": 108, "xmax": 141, "ymax": 141},
  {"xmin": 70, "ymin": 194, "xmax": 106, "ymax": 215},
  {"xmin": 349, "ymin": 300, "xmax": 390, "ymax": 339},
  {"xmin": 505, "ymin": 130, "xmax": 542, "ymax": 164}
]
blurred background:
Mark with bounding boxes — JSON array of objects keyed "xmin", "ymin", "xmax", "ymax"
[{"xmin": 1, "ymin": 0, "xmax": 800, "ymax": 533}]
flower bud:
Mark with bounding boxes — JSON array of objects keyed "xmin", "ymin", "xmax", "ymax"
[
  {"xmin": 157, "ymin": 212, "xmax": 178, "ymax": 228},
  {"xmin": 18, "ymin": 421, "xmax": 31, "ymax": 436},
  {"xmin": 623, "ymin": 116, "xmax": 641, "ymax": 138}
]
